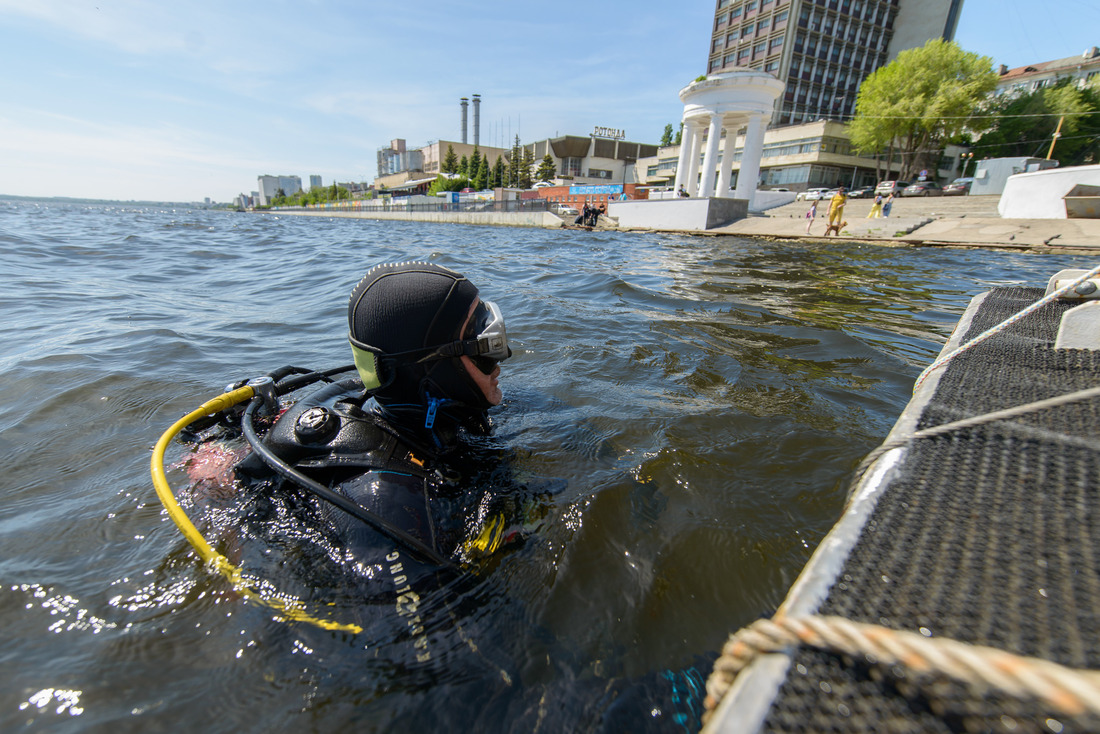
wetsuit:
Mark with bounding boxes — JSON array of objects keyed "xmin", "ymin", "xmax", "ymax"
[{"xmin": 234, "ymin": 376, "xmax": 516, "ymax": 665}]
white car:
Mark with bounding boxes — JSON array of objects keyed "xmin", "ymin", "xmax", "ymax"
[
  {"xmin": 796, "ymin": 188, "xmax": 831, "ymax": 201},
  {"xmin": 532, "ymin": 181, "xmax": 555, "ymax": 189},
  {"xmin": 553, "ymin": 204, "xmax": 579, "ymax": 216}
]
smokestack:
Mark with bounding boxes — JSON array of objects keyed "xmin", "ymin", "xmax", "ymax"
[
  {"xmin": 460, "ymin": 97, "xmax": 469, "ymax": 145},
  {"xmin": 472, "ymin": 94, "xmax": 481, "ymax": 147}
]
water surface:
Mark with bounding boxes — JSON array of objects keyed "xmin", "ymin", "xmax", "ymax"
[{"xmin": 1, "ymin": 201, "xmax": 1091, "ymax": 731}]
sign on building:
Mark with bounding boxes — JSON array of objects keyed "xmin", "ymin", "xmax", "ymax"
[{"xmin": 593, "ymin": 126, "xmax": 626, "ymax": 140}]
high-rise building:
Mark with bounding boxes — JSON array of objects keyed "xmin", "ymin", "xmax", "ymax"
[
  {"xmin": 256, "ymin": 175, "xmax": 302, "ymax": 206},
  {"xmin": 706, "ymin": 0, "xmax": 964, "ymax": 127}
]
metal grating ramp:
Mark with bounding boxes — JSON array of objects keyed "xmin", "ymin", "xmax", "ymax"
[{"xmin": 708, "ymin": 286, "xmax": 1100, "ymax": 733}]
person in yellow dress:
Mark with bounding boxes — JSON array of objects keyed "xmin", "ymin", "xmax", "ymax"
[
  {"xmin": 867, "ymin": 193, "xmax": 884, "ymax": 218},
  {"xmin": 826, "ymin": 187, "xmax": 847, "ymax": 231}
]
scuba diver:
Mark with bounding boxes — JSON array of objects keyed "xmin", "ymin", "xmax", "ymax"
[
  {"xmin": 230, "ymin": 261, "xmax": 519, "ymax": 665},
  {"xmin": 162, "ymin": 260, "xmax": 710, "ymax": 730}
]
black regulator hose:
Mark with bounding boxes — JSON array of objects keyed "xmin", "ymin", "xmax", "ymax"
[{"xmin": 239, "ymin": 395, "xmax": 464, "ymax": 574}]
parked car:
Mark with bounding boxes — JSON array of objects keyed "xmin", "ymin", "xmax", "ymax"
[
  {"xmin": 942, "ymin": 177, "xmax": 974, "ymax": 196},
  {"xmin": 875, "ymin": 181, "xmax": 911, "ymax": 196},
  {"xmin": 532, "ymin": 181, "xmax": 555, "ymax": 189},
  {"xmin": 902, "ymin": 181, "xmax": 944, "ymax": 197},
  {"xmin": 796, "ymin": 188, "xmax": 831, "ymax": 201},
  {"xmin": 553, "ymin": 204, "xmax": 579, "ymax": 215},
  {"xmin": 847, "ymin": 186, "xmax": 876, "ymax": 199}
]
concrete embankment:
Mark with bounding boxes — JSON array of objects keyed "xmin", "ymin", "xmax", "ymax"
[
  {"xmin": 273, "ymin": 207, "xmax": 562, "ymax": 229},
  {"xmin": 713, "ymin": 195, "xmax": 1100, "ymax": 254}
]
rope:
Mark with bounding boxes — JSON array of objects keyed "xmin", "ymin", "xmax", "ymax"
[
  {"xmin": 704, "ymin": 615, "xmax": 1100, "ymax": 723},
  {"xmin": 853, "ymin": 385, "xmax": 1100, "ymax": 483},
  {"xmin": 913, "ymin": 264, "xmax": 1100, "ymax": 392}
]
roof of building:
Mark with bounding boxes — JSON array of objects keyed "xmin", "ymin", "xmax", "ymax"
[{"xmin": 998, "ymin": 47, "xmax": 1100, "ymax": 81}]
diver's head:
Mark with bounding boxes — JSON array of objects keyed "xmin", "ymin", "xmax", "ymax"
[{"xmin": 347, "ymin": 262, "xmax": 510, "ymax": 422}]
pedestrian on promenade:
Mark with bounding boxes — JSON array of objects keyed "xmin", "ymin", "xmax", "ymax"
[
  {"xmin": 827, "ymin": 187, "xmax": 847, "ymax": 228},
  {"xmin": 678, "ymin": 185, "xmax": 689, "ymax": 198},
  {"xmin": 882, "ymin": 193, "xmax": 894, "ymax": 218},
  {"xmin": 867, "ymin": 194, "xmax": 884, "ymax": 218},
  {"xmin": 805, "ymin": 200, "xmax": 818, "ymax": 234}
]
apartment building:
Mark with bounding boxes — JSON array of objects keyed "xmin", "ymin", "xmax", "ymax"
[
  {"xmin": 256, "ymin": 175, "xmax": 302, "ymax": 206},
  {"xmin": 707, "ymin": 0, "xmax": 963, "ymax": 126},
  {"xmin": 994, "ymin": 46, "xmax": 1100, "ymax": 98}
]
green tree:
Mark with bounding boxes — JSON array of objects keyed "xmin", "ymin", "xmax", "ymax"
[
  {"xmin": 848, "ymin": 38, "xmax": 998, "ymax": 181},
  {"xmin": 507, "ymin": 135, "xmax": 523, "ymax": 187},
  {"xmin": 977, "ymin": 79, "xmax": 1100, "ymax": 165},
  {"xmin": 428, "ymin": 174, "xmax": 470, "ymax": 195},
  {"xmin": 518, "ymin": 145, "xmax": 535, "ymax": 189},
  {"xmin": 675, "ymin": 122, "xmax": 683, "ymax": 146},
  {"xmin": 474, "ymin": 156, "xmax": 490, "ymax": 190},
  {"xmin": 660, "ymin": 123, "xmax": 674, "ymax": 147},
  {"xmin": 492, "ymin": 156, "xmax": 505, "ymax": 188},
  {"xmin": 535, "ymin": 153, "xmax": 557, "ymax": 182},
  {"xmin": 469, "ymin": 148, "xmax": 481, "ymax": 180},
  {"xmin": 459, "ymin": 155, "xmax": 469, "ymax": 178},
  {"xmin": 442, "ymin": 145, "xmax": 459, "ymax": 174}
]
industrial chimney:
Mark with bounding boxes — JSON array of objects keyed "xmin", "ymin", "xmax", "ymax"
[
  {"xmin": 472, "ymin": 94, "xmax": 481, "ymax": 147},
  {"xmin": 460, "ymin": 97, "xmax": 469, "ymax": 145}
]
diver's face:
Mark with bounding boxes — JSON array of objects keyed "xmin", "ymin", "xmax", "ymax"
[{"xmin": 460, "ymin": 298, "xmax": 503, "ymax": 406}]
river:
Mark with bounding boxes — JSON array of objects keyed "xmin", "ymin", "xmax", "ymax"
[{"xmin": 1, "ymin": 200, "xmax": 1092, "ymax": 732}]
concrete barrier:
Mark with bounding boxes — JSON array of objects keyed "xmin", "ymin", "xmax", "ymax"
[
  {"xmin": 998, "ymin": 164, "xmax": 1100, "ymax": 219},
  {"xmin": 609, "ymin": 197, "xmax": 748, "ymax": 231},
  {"xmin": 275, "ymin": 208, "xmax": 562, "ymax": 228}
]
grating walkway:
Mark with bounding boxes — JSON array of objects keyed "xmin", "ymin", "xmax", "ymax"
[{"xmin": 706, "ymin": 285, "xmax": 1100, "ymax": 733}]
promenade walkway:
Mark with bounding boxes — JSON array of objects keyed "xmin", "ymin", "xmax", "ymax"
[{"xmin": 710, "ymin": 195, "xmax": 1100, "ymax": 254}]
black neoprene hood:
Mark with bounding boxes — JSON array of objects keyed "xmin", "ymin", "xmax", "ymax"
[{"xmin": 347, "ymin": 261, "xmax": 488, "ymax": 413}]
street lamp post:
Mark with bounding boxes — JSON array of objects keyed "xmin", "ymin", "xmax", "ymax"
[{"xmin": 961, "ymin": 151, "xmax": 975, "ymax": 178}]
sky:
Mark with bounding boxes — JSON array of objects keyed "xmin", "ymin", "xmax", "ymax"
[{"xmin": 0, "ymin": 0, "xmax": 1097, "ymax": 203}]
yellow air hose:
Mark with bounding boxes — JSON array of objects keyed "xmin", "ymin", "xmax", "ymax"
[{"xmin": 150, "ymin": 384, "xmax": 363, "ymax": 633}]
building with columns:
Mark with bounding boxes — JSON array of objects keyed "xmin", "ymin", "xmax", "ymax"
[
  {"xmin": 707, "ymin": 0, "xmax": 963, "ymax": 127},
  {"xmin": 673, "ymin": 70, "xmax": 784, "ymax": 206}
]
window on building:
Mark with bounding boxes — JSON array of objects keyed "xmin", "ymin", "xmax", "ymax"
[
  {"xmin": 775, "ymin": 9, "xmax": 788, "ymax": 22},
  {"xmin": 717, "ymin": 0, "xmax": 729, "ymax": 7},
  {"xmin": 731, "ymin": 6, "xmax": 743, "ymax": 19},
  {"xmin": 562, "ymin": 157, "xmax": 583, "ymax": 177},
  {"xmin": 738, "ymin": 46, "xmax": 751, "ymax": 59},
  {"xmin": 758, "ymin": 17, "xmax": 770, "ymax": 31},
  {"xmin": 770, "ymin": 36, "xmax": 784, "ymax": 50},
  {"xmin": 746, "ymin": 1, "xmax": 758, "ymax": 11},
  {"xmin": 588, "ymin": 169, "xmax": 612, "ymax": 180},
  {"xmin": 725, "ymin": 53, "xmax": 737, "ymax": 65},
  {"xmin": 714, "ymin": 37, "xmax": 723, "ymax": 52},
  {"xmin": 715, "ymin": 12, "xmax": 728, "ymax": 30},
  {"xmin": 743, "ymin": 24, "xmax": 754, "ymax": 37},
  {"xmin": 766, "ymin": 61, "xmax": 780, "ymax": 73},
  {"xmin": 754, "ymin": 41, "xmax": 766, "ymax": 55}
]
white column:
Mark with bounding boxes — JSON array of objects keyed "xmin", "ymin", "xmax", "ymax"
[
  {"xmin": 672, "ymin": 120, "xmax": 693, "ymax": 194},
  {"xmin": 716, "ymin": 118, "xmax": 739, "ymax": 198},
  {"xmin": 699, "ymin": 114, "xmax": 723, "ymax": 198},
  {"xmin": 734, "ymin": 113, "xmax": 766, "ymax": 206},
  {"xmin": 685, "ymin": 123, "xmax": 705, "ymax": 196}
]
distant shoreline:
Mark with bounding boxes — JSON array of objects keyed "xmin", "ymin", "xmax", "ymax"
[{"xmin": 0, "ymin": 194, "xmax": 224, "ymax": 208}]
